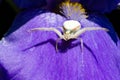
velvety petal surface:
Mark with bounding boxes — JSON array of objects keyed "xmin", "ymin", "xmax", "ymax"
[{"xmin": 0, "ymin": 9, "xmax": 120, "ymax": 80}]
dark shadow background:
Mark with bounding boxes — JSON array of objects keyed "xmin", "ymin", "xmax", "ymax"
[
  {"xmin": 0, "ymin": 1, "xmax": 120, "ymax": 39},
  {"xmin": 0, "ymin": 0, "xmax": 17, "ymax": 39},
  {"xmin": 106, "ymin": 9, "xmax": 120, "ymax": 38}
]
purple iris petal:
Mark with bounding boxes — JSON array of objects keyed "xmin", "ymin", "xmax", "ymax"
[
  {"xmin": 13, "ymin": 0, "xmax": 119, "ymax": 12},
  {"xmin": 79, "ymin": 0, "xmax": 120, "ymax": 13},
  {"xmin": 88, "ymin": 13, "xmax": 119, "ymax": 43},
  {"xmin": 13, "ymin": 0, "xmax": 47, "ymax": 9},
  {"xmin": 0, "ymin": 8, "xmax": 120, "ymax": 80},
  {"xmin": 118, "ymin": 40, "xmax": 120, "ymax": 48}
]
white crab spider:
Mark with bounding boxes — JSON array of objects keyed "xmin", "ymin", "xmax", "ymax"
[{"xmin": 29, "ymin": 20, "xmax": 108, "ymax": 52}]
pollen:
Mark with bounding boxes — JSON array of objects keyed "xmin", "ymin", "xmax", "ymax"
[{"xmin": 60, "ymin": 0, "xmax": 88, "ymax": 20}]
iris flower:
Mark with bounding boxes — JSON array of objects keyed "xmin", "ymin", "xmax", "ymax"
[{"xmin": 0, "ymin": 0, "xmax": 120, "ymax": 80}]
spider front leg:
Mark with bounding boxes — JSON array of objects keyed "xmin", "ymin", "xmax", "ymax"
[
  {"xmin": 73, "ymin": 27, "xmax": 109, "ymax": 38},
  {"xmin": 55, "ymin": 38, "xmax": 62, "ymax": 53},
  {"xmin": 29, "ymin": 27, "xmax": 65, "ymax": 52},
  {"xmin": 29, "ymin": 27, "xmax": 64, "ymax": 39},
  {"xmin": 70, "ymin": 27, "xmax": 108, "ymax": 53}
]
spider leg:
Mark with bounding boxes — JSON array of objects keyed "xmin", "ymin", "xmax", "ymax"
[
  {"xmin": 80, "ymin": 38, "xmax": 83, "ymax": 53},
  {"xmin": 29, "ymin": 27, "xmax": 65, "ymax": 53},
  {"xmin": 73, "ymin": 27, "xmax": 108, "ymax": 38},
  {"xmin": 78, "ymin": 38, "xmax": 84, "ymax": 69},
  {"xmin": 56, "ymin": 27, "xmax": 63, "ymax": 31},
  {"xmin": 55, "ymin": 38, "xmax": 61, "ymax": 53},
  {"xmin": 29, "ymin": 27, "xmax": 64, "ymax": 39}
]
